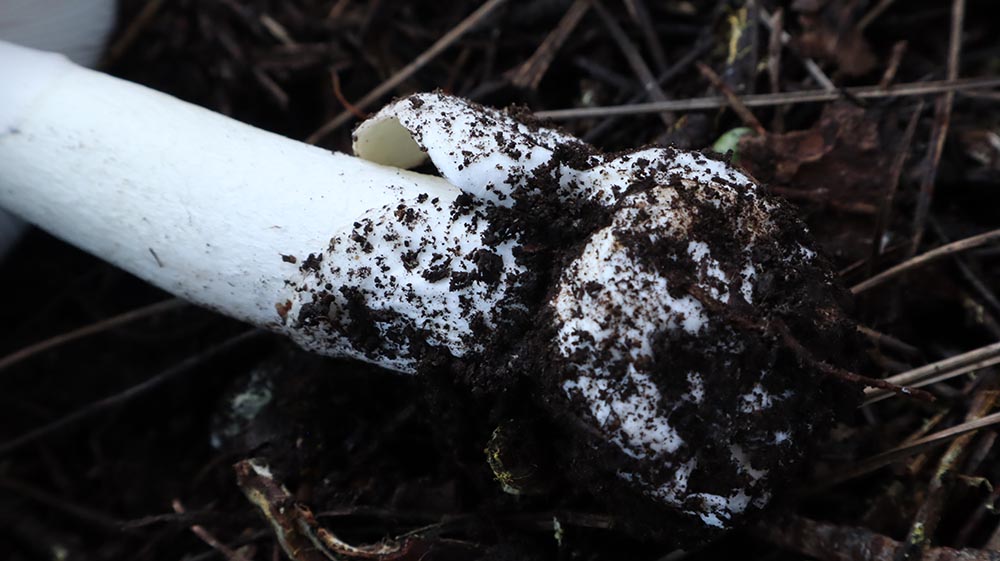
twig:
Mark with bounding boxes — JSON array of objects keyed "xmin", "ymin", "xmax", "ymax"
[
  {"xmin": 0, "ymin": 298, "xmax": 186, "ymax": 373},
  {"xmin": 770, "ymin": 186, "xmax": 877, "ymax": 215},
  {"xmin": 623, "ymin": 0, "xmax": 667, "ymax": 73},
  {"xmin": 868, "ymin": 354, "xmax": 1000, "ymax": 406},
  {"xmin": 327, "ymin": 0, "xmax": 352, "ymax": 20},
  {"xmin": 332, "ymin": 71, "xmax": 366, "ymax": 119},
  {"xmin": 592, "ymin": 0, "xmax": 674, "ymax": 127},
  {"xmin": 851, "ymin": 228, "xmax": 1000, "ymax": 294},
  {"xmin": 252, "ymin": 68, "xmax": 290, "ymax": 109},
  {"xmin": 767, "ymin": 8, "xmax": 784, "ymax": 131},
  {"xmin": 809, "ymin": 410, "xmax": 1000, "ymax": 492},
  {"xmin": 0, "ymin": 475, "xmax": 126, "ymax": 532},
  {"xmin": 856, "ymin": 325, "xmax": 923, "ymax": 360},
  {"xmin": 235, "ymin": 459, "xmax": 422, "ymax": 561},
  {"xmin": 866, "ymin": 100, "xmax": 924, "ymax": 278},
  {"xmin": 930, "ymin": 220, "xmax": 1000, "ymax": 320},
  {"xmin": 0, "ymin": 330, "xmax": 262, "ymax": 455},
  {"xmin": 581, "ymin": 36, "xmax": 712, "ymax": 143},
  {"xmin": 857, "ymin": 0, "xmax": 899, "ymax": 32},
  {"xmin": 758, "ymin": 514, "xmax": 1000, "ymax": 561},
  {"xmin": 534, "ymin": 76, "xmax": 1000, "ymax": 119},
  {"xmin": 259, "ymin": 14, "xmax": 297, "ymax": 47},
  {"xmin": 899, "ymin": 387, "xmax": 998, "ymax": 559},
  {"xmin": 236, "ymin": 461, "xmax": 326, "ymax": 561},
  {"xmin": 879, "ymin": 41, "xmax": 908, "ymax": 89},
  {"xmin": 759, "ymin": 7, "xmax": 835, "ymax": 91},
  {"xmin": 957, "ymin": 481, "xmax": 1000, "ymax": 547},
  {"xmin": 909, "ymin": 0, "xmax": 965, "ymax": 256},
  {"xmin": 507, "ymin": 0, "xmax": 592, "ymax": 90},
  {"xmin": 572, "ymin": 56, "xmax": 635, "ymax": 91},
  {"xmin": 101, "ymin": 0, "xmax": 166, "ymax": 67},
  {"xmin": 687, "ymin": 286, "xmax": 931, "ymax": 401},
  {"xmin": 865, "ymin": 340, "xmax": 1000, "ymax": 402},
  {"xmin": 775, "ymin": 322, "xmax": 933, "ymax": 402},
  {"xmin": 695, "ymin": 62, "xmax": 766, "ymax": 135},
  {"xmin": 306, "ymin": 0, "xmax": 509, "ymax": 143},
  {"xmin": 173, "ymin": 499, "xmax": 253, "ymax": 561}
]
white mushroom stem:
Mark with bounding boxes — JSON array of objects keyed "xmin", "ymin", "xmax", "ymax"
[
  {"xmin": 0, "ymin": 40, "xmax": 846, "ymax": 532},
  {"xmin": 0, "ymin": 0, "xmax": 117, "ymax": 258},
  {"xmin": 0, "ymin": 40, "xmax": 459, "ymax": 331}
]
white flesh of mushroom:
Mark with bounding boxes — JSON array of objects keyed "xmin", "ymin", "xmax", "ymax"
[
  {"xmin": 0, "ymin": 0, "xmax": 117, "ymax": 257},
  {"xmin": 0, "ymin": 40, "xmax": 838, "ymax": 532}
]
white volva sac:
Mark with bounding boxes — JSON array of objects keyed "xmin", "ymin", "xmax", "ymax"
[{"xmin": 0, "ymin": 40, "xmax": 838, "ymax": 532}]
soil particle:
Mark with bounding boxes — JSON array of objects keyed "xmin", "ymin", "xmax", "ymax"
[{"xmin": 299, "ymin": 252, "xmax": 323, "ymax": 273}]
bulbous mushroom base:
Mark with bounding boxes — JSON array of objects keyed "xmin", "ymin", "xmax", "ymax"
[
  {"xmin": 477, "ymin": 150, "xmax": 863, "ymax": 542},
  {"xmin": 283, "ymin": 93, "xmax": 861, "ymax": 541}
]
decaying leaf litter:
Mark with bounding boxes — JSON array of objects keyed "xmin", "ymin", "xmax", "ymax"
[{"xmin": 2, "ymin": 0, "xmax": 1000, "ymax": 559}]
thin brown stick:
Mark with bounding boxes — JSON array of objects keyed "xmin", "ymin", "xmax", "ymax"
[
  {"xmin": 879, "ymin": 41, "xmax": 908, "ymax": 89},
  {"xmin": 0, "ymin": 298, "xmax": 186, "ymax": 373},
  {"xmin": 852, "ymin": 228, "xmax": 1000, "ymax": 294},
  {"xmin": 173, "ymin": 500, "xmax": 253, "ymax": 561},
  {"xmin": 592, "ymin": 0, "xmax": 674, "ymax": 127},
  {"xmin": 101, "ymin": 0, "xmax": 166, "ymax": 67},
  {"xmin": 581, "ymin": 36, "xmax": 712, "ymax": 143},
  {"xmin": 534, "ymin": 76, "xmax": 1000, "ymax": 119},
  {"xmin": 759, "ymin": 7, "xmax": 835, "ymax": 91},
  {"xmin": 507, "ymin": 0, "xmax": 592, "ymax": 90},
  {"xmin": 622, "ymin": 0, "xmax": 667, "ymax": 74},
  {"xmin": 867, "ymin": 354, "xmax": 1000, "ymax": 406},
  {"xmin": 840, "ymin": 241, "xmax": 909, "ymax": 279},
  {"xmin": 857, "ymin": 325, "xmax": 923, "ymax": 359},
  {"xmin": 865, "ymin": 340, "xmax": 1000, "ymax": 401},
  {"xmin": 932, "ymin": 219, "xmax": 1000, "ymax": 320},
  {"xmin": 327, "ymin": 0, "xmax": 351, "ymax": 20},
  {"xmin": 866, "ymin": 100, "xmax": 924, "ymax": 278},
  {"xmin": 332, "ymin": 71, "xmax": 366, "ymax": 119},
  {"xmin": 857, "ymin": 0, "xmax": 898, "ymax": 31},
  {"xmin": 695, "ymin": 62, "xmax": 766, "ymax": 135},
  {"xmin": 0, "ymin": 330, "xmax": 262, "ymax": 455},
  {"xmin": 958, "ymin": 482, "xmax": 1000, "ymax": 547},
  {"xmin": 259, "ymin": 14, "xmax": 297, "ymax": 47},
  {"xmin": 306, "ymin": 0, "xmax": 509, "ymax": 143},
  {"xmin": 770, "ymin": 186, "xmax": 877, "ymax": 215},
  {"xmin": 909, "ymin": 0, "xmax": 965, "ymax": 256},
  {"xmin": 252, "ymin": 68, "xmax": 290, "ymax": 109},
  {"xmin": 899, "ymin": 388, "xmax": 998, "ymax": 558},
  {"xmin": 767, "ymin": 8, "xmax": 784, "ymax": 131},
  {"xmin": 775, "ymin": 323, "xmax": 934, "ymax": 402},
  {"xmin": 813, "ymin": 410, "xmax": 1000, "ymax": 490},
  {"xmin": 235, "ymin": 459, "xmax": 420, "ymax": 561}
]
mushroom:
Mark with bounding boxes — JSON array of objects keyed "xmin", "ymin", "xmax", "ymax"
[
  {"xmin": 0, "ymin": 40, "xmax": 858, "ymax": 539},
  {"xmin": 0, "ymin": 0, "xmax": 117, "ymax": 257}
]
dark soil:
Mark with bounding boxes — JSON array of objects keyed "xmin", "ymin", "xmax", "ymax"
[{"xmin": 3, "ymin": 1, "xmax": 1000, "ymax": 560}]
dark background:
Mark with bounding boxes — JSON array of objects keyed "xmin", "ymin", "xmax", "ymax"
[{"xmin": 3, "ymin": 0, "xmax": 1000, "ymax": 559}]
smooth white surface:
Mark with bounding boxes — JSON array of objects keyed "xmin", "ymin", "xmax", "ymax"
[
  {"xmin": 0, "ymin": 40, "xmax": 459, "ymax": 331},
  {"xmin": 355, "ymin": 93, "xmax": 595, "ymax": 206},
  {"xmin": 0, "ymin": 0, "xmax": 118, "ymax": 258}
]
